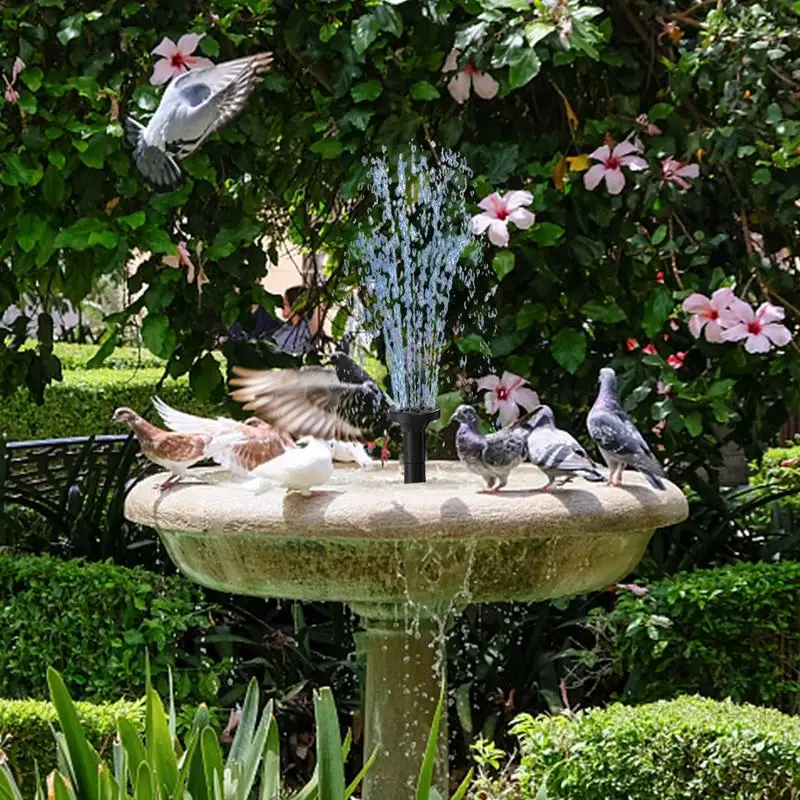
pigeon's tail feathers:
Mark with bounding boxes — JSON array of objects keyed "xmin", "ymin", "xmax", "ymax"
[
  {"xmin": 642, "ymin": 469, "xmax": 666, "ymax": 490},
  {"xmin": 576, "ymin": 468, "xmax": 606, "ymax": 483},
  {"xmin": 123, "ymin": 118, "xmax": 183, "ymax": 189},
  {"xmin": 134, "ymin": 144, "xmax": 183, "ymax": 189}
]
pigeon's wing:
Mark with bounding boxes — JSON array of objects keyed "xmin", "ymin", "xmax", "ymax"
[
  {"xmin": 229, "ymin": 366, "xmax": 371, "ymax": 441},
  {"xmin": 152, "ymin": 396, "xmax": 238, "ymax": 437},
  {"xmin": 529, "ymin": 428, "xmax": 594, "ymax": 472},
  {"xmin": 482, "ymin": 429, "xmax": 525, "ymax": 468},
  {"xmin": 163, "ymin": 53, "xmax": 272, "ymax": 158},
  {"xmin": 588, "ymin": 409, "xmax": 663, "ymax": 474},
  {"xmin": 329, "ymin": 351, "xmax": 374, "ymax": 387}
]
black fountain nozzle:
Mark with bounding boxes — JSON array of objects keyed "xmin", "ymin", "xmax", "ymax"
[{"xmin": 388, "ymin": 408, "xmax": 440, "ymax": 484}]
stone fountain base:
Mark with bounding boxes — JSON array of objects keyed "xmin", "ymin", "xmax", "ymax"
[{"xmin": 125, "ymin": 461, "xmax": 688, "ymax": 799}]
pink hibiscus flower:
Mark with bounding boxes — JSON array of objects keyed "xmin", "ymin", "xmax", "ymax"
[
  {"xmin": 662, "ymin": 157, "xmax": 700, "ymax": 190},
  {"xmin": 721, "ymin": 300, "xmax": 792, "ymax": 354},
  {"xmin": 583, "ymin": 140, "xmax": 648, "ymax": 195},
  {"xmin": 472, "ymin": 191, "xmax": 535, "ymax": 247},
  {"xmin": 667, "ymin": 351, "xmax": 687, "ymax": 369},
  {"xmin": 442, "ymin": 50, "xmax": 499, "ymax": 104},
  {"xmin": 681, "ymin": 288, "xmax": 735, "ymax": 344},
  {"xmin": 477, "ymin": 371, "xmax": 539, "ymax": 427},
  {"xmin": 150, "ymin": 33, "xmax": 214, "ymax": 86}
]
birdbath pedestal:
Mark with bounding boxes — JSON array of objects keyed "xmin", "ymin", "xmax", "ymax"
[{"xmin": 125, "ymin": 461, "xmax": 688, "ymax": 800}]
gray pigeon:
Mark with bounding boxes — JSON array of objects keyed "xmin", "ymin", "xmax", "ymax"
[
  {"xmin": 526, "ymin": 405, "xmax": 605, "ymax": 490},
  {"xmin": 124, "ymin": 52, "xmax": 273, "ymax": 189},
  {"xmin": 587, "ymin": 367, "xmax": 666, "ymax": 490},
  {"xmin": 451, "ymin": 404, "xmax": 537, "ymax": 493}
]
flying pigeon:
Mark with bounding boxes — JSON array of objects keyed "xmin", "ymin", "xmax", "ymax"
[
  {"xmin": 123, "ymin": 52, "xmax": 273, "ymax": 189},
  {"xmin": 111, "ymin": 407, "xmax": 209, "ymax": 490},
  {"xmin": 152, "ymin": 396, "xmax": 294, "ymax": 476},
  {"xmin": 587, "ymin": 367, "xmax": 666, "ymax": 490},
  {"xmin": 229, "ymin": 351, "xmax": 393, "ymax": 443},
  {"xmin": 450, "ymin": 403, "xmax": 539, "ymax": 493},
  {"xmin": 525, "ymin": 405, "xmax": 606, "ymax": 490},
  {"xmin": 242, "ymin": 436, "xmax": 334, "ymax": 497}
]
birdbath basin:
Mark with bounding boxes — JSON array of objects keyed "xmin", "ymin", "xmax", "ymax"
[{"xmin": 125, "ymin": 461, "xmax": 688, "ymax": 798}]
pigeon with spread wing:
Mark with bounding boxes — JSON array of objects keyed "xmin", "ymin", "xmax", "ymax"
[
  {"xmin": 152, "ymin": 396, "xmax": 294, "ymax": 476},
  {"xmin": 229, "ymin": 352, "xmax": 394, "ymax": 443},
  {"xmin": 124, "ymin": 52, "xmax": 273, "ymax": 188}
]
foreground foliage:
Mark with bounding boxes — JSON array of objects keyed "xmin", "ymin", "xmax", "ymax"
[
  {"xmin": 0, "ymin": 553, "xmax": 221, "ymax": 706},
  {"xmin": 512, "ymin": 695, "xmax": 800, "ymax": 799},
  {"xmin": 592, "ymin": 560, "xmax": 800, "ymax": 713}
]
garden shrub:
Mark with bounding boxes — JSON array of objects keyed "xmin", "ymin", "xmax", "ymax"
[
  {"xmin": 0, "ymin": 696, "xmax": 143, "ymax": 791},
  {"xmin": 512, "ymin": 695, "xmax": 800, "ymax": 800},
  {"xmin": 595, "ymin": 560, "xmax": 800, "ymax": 713},
  {"xmin": 24, "ymin": 340, "xmax": 166, "ymax": 371},
  {"xmin": 0, "ymin": 552, "xmax": 223, "ymax": 705},
  {"xmin": 0, "ymin": 367, "xmax": 217, "ymax": 441}
]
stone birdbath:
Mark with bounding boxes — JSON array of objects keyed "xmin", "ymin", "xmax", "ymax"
[{"xmin": 125, "ymin": 461, "xmax": 688, "ymax": 799}]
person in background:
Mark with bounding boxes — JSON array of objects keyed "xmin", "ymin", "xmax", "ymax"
[{"xmin": 272, "ymin": 285, "xmax": 323, "ymax": 356}]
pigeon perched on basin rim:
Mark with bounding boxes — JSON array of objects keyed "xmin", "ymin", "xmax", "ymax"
[
  {"xmin": 451, "ymin": 403, "xmax": 539, "ymax": 493},
  {"xmin": 124, "ymin": 52, "xmax": 273, "ymax": 189},
  {"xmin": 111, "ymin": 407, "xmax": 208, "ymax": 491},
  {"xmin": 242, "ymin": 436, "xmax": 334, "ymax": 497},
  {"xmin": 587, "ymin": 367, "xmax": 666, "ymax": 490},
  {"xmin": 525, "ymin": 404, "xmax": 605, "ymax": 490}
]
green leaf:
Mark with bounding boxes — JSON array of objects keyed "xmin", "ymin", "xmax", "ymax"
[
  {"xmin": 642, "ymin": 286, "xmax": 674, "ymax": 337},
  {"xmin": 684, "ymin": 410, "xmax": 703, "ymax": 437},
  {"xmin": 320, "ymin": 23, "xmax": 338, "ymax": 42},
  {"xmin": 51, "ymin": 773, "xmax": 72, "ymax": 800},
  {"xmin": 201, "ymin": 728, "xmax": 224, "ymax": 797},
  {"xmin": 416, "ymin": 682, "xmax": 445, "ymax": 800},
  {"xmin": 351, "ymin": 81, "xmax": 382, "ymax": 102},
  {"xmin": 310, "ymin": 138, "xmax": 344, "ymax": 159},
  {"xmin": 652, "ymin": 224, "xmax": 668, "ymax": 245},
  {"xmin": 430, "ymin": 391, "xmax": 464, "ymax": 432},
  {"xmin": 139, "ymin": 226, "xmax": 174, "ymax": 254},
  {"xmin": 524, "ymin": 21, "xmax": 556, "ymax": 47},
  {"xmin": 374, "ymin": 5, "xmax": 403, "ymax": 36},
  {"xmin": 752, "ymin": 167, "xmax": 771, "ymax": 185},
  {"xmin": 42, "ymin": 166, "xmax": 66, "ymax": 206},
  {"xmin": 57, "ymin": 13, "xmax": 84, "ymax": 45},
  {"xmin": 15, "ymin": 213, "xmax": 45, "ymax": 253},
  {"xmin": 339, "ymin": 108, "xmax": 373, "ymax": 131},
  {"xmin": 314, "ymin": 688, "xmax": 346, "ymax": 800},
  {"xmin": 352, "ymin": 14, "xmax": 380, "ymax": 55},
  {"xmin": 47, "ymin": 668, "xmax": 100, "ymax": 800},
  {"xmin": 457, "ymin": 332, "xmax": 489, "ymax": 354},
  {"xmin": 259, "ymin": 714, "xmax": 280, "ymax": 800},
  {"xmin": 491, "ymin": 329, "xmax": 528, "ymax": 357},
  {"xmin": 345, "ymin": 746, "xmax": 378, "ymax": 799},
  {"xmin": 189, "ymin": 354, "xmax": 223, "ymax": 400},
  {"xmin": 410, "ymin": 81, "xmax": 440, "ymax": 101},
  {"xmin": 47, "ymin": 151, "xmax": 66, "ymax": 169},
  {"xmin": 118, "ymin": 211, "xmax": 146, "ymax": 230},
  {"xmin": 199, "ymin": 36, "xmax": 220, "ymax": 58},
  {"xmin": 649, "ymin": 102, "xmax": 674, "ymax": 121},
  {"xmin": 141, "ymin": 313, "xmax": 176, "ymax": 360},
  {"xmin": 550, "ymin": 328, "xmax": 587, "ymax": 374},
  {"xmin": 532, "ymin": 222, "xmax": 564, "ymax": 247},
  {"xmin": 20, "ymin": 67, "xmax": 43, "ymax": 92},
  {"xmin": 491, "ymin": 251, "xmax": 516, "ymax": 281},
  {"xmin": 581, "ymin": 299, "xmax": 627, "ymax": 323},
  {"xmin": 134, "ymin": 763, "xmax": 154, "ymax": 800},
  {"xmin": 146, "ymin": 686, "xmax": 179, "ymax": 798},
  {"xmin": 508, "ymin": 49, "xmax": 541, "ymax": 89},
  {"xmin": 54, "ymin": 218, "xmax": 117, "ymax": 251}
]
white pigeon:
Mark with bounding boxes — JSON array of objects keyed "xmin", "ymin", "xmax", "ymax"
[
  {"xmin": 242, "ymin": 437, "xmax": 334, "ymax": 497},
  {"xmin": 124, "ymin": 52, "xmax": 273, "ymax": 188},
  {"xmin": 331, "ymin": 440, "xmax": 373, "ymax": 468}
]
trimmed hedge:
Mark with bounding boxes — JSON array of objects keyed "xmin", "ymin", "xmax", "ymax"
[
  {"xmin": 0, "ymin": 553, "xmax": 222, "ymax": 705},
  {"xmin": 512, "ymin": 696, "xmax": 800, "ymax": 799},
  {"xmin": 0, "ymin": 367, "xmax": 217, "ymax": 441},
  {"xmin": 24, "ymin": 341, "xmax": 166, "ymax": 371},
  {"xmin": 0, "ymin": 697, "xmax": 143, "ymax": 791},
  {"xmin": 597, "ymin": 560, "xmax": 800, "ymax": 713}
]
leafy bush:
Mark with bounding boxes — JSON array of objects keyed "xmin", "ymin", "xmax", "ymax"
[
  {"xmin": 0, "ymin": 552, "xmax": 222, "ymax": 705},
  {"xmin": 24, "ymin": 340, "xmax": 167, "ymax": 371},
  {"xmin": 0, "ymin": 696, "xmax": 143, "ymax": 791},
  {"xmin": 512, "ymin": 696, "xmax": 800, "ymax": 800},
  {"xmin": 0, "ymin": 367, "xmax": 216, "ymax": 441},
  {"xmin": 594, "ymin": 560, "xmax": 800, "ymax": 713}
]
